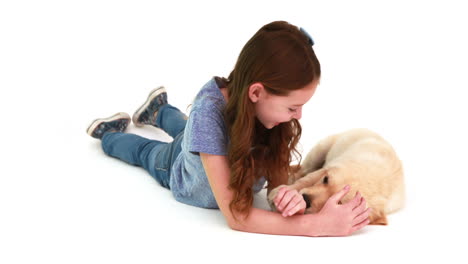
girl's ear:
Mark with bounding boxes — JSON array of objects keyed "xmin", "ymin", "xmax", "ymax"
[{"xmin": 248, "ymin": 82, "xmax": 265, "ymax": 103}]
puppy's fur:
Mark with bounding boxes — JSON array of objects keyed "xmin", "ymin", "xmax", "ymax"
[{"xmin": 268, "ymin": 128, "xmax": 405, "ymax": 225}]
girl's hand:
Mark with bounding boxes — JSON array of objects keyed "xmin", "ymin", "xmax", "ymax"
[
  {"xmin": 273, "ymin": 186, "xmax": 307, "ymax": 217},
  {"xmin": 316, "ymin": 185, "xmax": 371, "ymax": 236}
]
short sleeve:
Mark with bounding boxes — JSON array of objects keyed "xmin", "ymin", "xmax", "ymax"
[{"xmin": 187, "ymin": 105, "xmax": 228, "ymax": 156}]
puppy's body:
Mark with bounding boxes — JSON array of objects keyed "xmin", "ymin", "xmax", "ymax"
[{"xmin": 268, "ymin": 128, "xmax": 405, "ymax": 225}]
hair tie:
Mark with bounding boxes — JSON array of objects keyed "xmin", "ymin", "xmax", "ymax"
[{"xmin": 299, "ymin": 27, "xmax": 315, "ymax": 46}]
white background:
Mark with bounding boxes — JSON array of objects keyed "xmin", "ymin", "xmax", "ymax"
[{"xmin": 1, "ymin": 0, "xmax": 467, "ymax": 263}]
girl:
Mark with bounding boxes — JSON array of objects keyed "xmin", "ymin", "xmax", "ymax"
[{"xmin": 87, "ymin": 21, "xmax": 370, "ymax": 237}]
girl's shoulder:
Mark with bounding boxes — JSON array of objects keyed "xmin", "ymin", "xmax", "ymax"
[{"xmin": 192, "ymin": 77, "xmax": 227, "ymax": 111}]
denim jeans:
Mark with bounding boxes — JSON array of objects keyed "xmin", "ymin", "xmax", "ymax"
[{"xmin": 101, "ymin": 104, "xmax": 187, "ymax": 189}]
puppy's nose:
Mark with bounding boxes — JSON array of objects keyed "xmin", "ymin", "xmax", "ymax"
[{"xmin": 302, "ymin": 194, "xmax": 311, "ymax": 209}]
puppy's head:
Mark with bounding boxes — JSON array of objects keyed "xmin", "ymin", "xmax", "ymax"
[{"xmin": 300, "ymin": 169, "xmax": 348, "ymax": 214}]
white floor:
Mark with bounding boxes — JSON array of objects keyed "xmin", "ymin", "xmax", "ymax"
[{"xmin": 1, "ymin": 1, "xmax": 468, "ymax": 263}]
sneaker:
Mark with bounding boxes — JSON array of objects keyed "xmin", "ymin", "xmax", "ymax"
[
  {"xmin": 132, "ymin": 86, "xmax": 168, "ymax": 127},
  {"xmin": 86, "ymin": 112, "xmax": 131, "ymax": 139}
]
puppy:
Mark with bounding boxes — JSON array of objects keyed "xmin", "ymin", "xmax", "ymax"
[{"xmin": 268, "ymin": 128, "xmax": 405, "ymax": 225}]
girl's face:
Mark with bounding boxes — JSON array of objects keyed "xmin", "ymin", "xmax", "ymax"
[{"xmin": 249, "ymin": 80, "xmax": 318, "ymax": 129}]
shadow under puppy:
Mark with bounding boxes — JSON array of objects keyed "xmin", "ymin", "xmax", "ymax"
[{"xmin": 268, "ymin": 128, "xmax": 405, "ymax": 225}]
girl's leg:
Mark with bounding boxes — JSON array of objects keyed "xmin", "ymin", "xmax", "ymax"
[
  {"xmin": 101, "ymin": 131, "xmax": 184, "ymax": 189},
  {"xmin": 154, "ymin": 104, "xmax": 187, "ymax": 139},
  {"xmin": 88, "ymin": 111, "xmax": 185, "ymax": 189},
  {"xmin": 133, "ymin": 87, "xmax": 187, "ymax": 138}
]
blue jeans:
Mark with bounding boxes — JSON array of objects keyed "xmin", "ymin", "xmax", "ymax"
[{"xmin": 101, "ymin": 104, "xmax": 187, "ymax": 189}]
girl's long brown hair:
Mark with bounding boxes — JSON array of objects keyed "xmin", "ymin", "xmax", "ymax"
[{"xmin": 220, "ymin": 21, "xmax": 321, "ymax": 220}]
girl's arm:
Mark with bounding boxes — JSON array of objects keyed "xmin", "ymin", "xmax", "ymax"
[{"xmin": 200, "ymin": 153, "xmax": 370, "ymax": 237}]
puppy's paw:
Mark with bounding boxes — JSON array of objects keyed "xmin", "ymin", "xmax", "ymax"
[{"xmin": 267, "ymin": 184, "xmax": 288, "ymax": 212}]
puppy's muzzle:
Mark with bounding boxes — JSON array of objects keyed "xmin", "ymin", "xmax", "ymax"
[{"xmin": 302, "ymin": 194, "xmax": 311, "ymax": 209}]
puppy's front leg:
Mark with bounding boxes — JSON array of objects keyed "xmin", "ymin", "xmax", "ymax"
[
  {"xmin": 267, "ymin": 168, "xmax": 328, "ymax": 211},
  {"xmin": 267, "ymin": 184, "xmax": 288, "ymax": 211},
  {"xmin": 267, "ymin": 182, "xmax": 309, "ymax": 212}
]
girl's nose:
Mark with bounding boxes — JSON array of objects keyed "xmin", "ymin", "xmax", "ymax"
[{"xmin": 293, "ymin": 107, "xmax": 302, "ymax": 120}]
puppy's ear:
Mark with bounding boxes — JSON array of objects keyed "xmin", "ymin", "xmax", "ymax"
[
  {"xmin": 288, "ymin": 164, "xmax": 303, "ymax": 184},
  {"xmin": 290, "ymin": 164, "xmax": 301, "ymax": 172},
  {"xmin": 370, "ymin": 212, "xmax": 388, "ymax": 225}
]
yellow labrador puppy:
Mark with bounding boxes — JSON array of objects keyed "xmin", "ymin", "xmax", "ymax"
[{"xmin": 268, "ymin": 128, "xmax": 405, "ymax": 225}]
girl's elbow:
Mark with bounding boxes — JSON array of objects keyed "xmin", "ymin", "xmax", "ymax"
[
  {"xmin": 225, "ymin": 213, "xmax": 248, "ymax": 231},
  {"xmin": 228, "ymin": 220, "xmax": 240, "ymax": 231},
  {"xmin": 227, "ymin": 218, "xmax": 245, "ymax": 231}
]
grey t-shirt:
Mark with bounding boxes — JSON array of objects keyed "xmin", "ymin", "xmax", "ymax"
[{"xmin": 169, "ymin": 77, "xmax": 266, "ymax": 208}]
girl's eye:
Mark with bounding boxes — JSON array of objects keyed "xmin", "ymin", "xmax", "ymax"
[{"xmin": 288, "ymin": 108, "xmax": 297, "ymax": 112}]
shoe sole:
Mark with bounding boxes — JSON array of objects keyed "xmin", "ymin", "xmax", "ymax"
[
  {"xmin": 86, "ymin": 112, "xmax": 131, "ymax": 137},
  {"xmin": 132, "ymin": 86, "xmax": 166, "ymax": 127}
]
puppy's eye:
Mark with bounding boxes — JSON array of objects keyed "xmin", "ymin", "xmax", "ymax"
[{"xmin": 323, "ymin": 176, "xmax": 329, "ymax": 184}]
